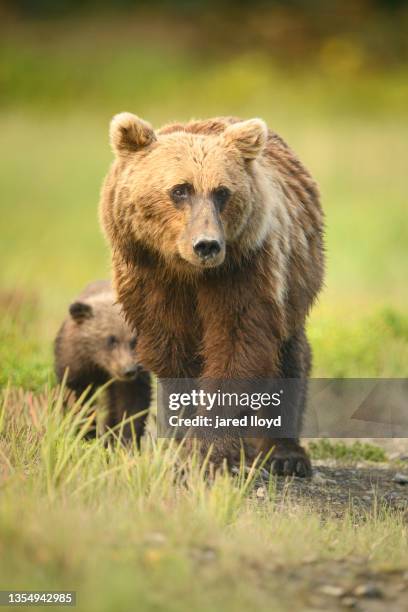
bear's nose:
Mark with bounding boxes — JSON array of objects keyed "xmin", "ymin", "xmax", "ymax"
[
  {"xmin": 123, "ymin": 365, "xmax": 139, "ymax": 379},
  {"xmin": 193, "ymin": 237, "xmax": 221, "ymax": 260}
]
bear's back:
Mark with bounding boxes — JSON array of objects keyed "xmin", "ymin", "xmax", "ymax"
[{"xmin": 77, "ymin": 279, "xmax": 112, "ymax": 300}]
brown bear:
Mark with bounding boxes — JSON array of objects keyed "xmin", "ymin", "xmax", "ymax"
[
  {"xmin": 99, "ymin": 114, "xmax": 324, "ymax": 476},
  {"xmin": 54, "ymin": 280, "xmax": 151, "ymax": 443}
]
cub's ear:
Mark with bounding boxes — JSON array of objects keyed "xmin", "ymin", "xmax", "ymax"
[
  {"xmin": 223, "ymin": 119, "xmax": 268, "ymax": 160},
  {"xmin": 110, "ymin": 112, "xmax": 156, "ymax": 156},
  {"xmin": 69, "ymin": 301, "xmax": 93, "ymax": 323}
]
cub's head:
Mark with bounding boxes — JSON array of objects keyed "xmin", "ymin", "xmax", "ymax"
[
  {"xmin": 101, "ymin": 113, "xmax": 269, "ymax": 271},
  {"xmin": 69, "ymin": 294, "xmax": 141, "ymax": 381}
]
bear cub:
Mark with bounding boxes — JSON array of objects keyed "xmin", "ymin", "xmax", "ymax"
[{"xmin": 54, "ymin": 280, "xmax": 151, "ymax": 443}]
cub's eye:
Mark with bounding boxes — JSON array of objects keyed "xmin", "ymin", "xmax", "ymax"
[
  {"xmin": 170, "ymin": 183, "xmax": 192, "ymax": 203},
  {"xmin": 107, "ymin": 335, "xmax": 118, "ymax": 349},
  {"xmin": 129, "ymin": 337, "xmax": 137, "ymax": 350},
  {"xmin": 213, "ymin": 186, "xmax": 231, "ymax": 210}
]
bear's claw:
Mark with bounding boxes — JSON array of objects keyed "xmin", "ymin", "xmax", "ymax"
[{"xmin": 269, "ymin": 454, "xmax": 312, "ymax": 478}]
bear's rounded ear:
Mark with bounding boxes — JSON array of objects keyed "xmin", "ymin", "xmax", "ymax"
[
  {"xmin": 223, "ymin": 119, "xmax": 268, "ymax": 160},
  {"xmin": 110, "ymin": 112, "xmax": 156, "ymax": 156},
  {"xmin": 69, "ymin": 301, "xmax": 93, "ymax": 323}
]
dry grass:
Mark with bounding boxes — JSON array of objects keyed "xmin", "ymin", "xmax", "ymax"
[{"xmin": 1, "ymin": 387, "xmax": 407, "ymax": 611}]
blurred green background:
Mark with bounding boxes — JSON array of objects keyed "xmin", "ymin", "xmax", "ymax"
[{"xmin": 0, "ymin": 0, "xmax": 407, "ymax": 387}]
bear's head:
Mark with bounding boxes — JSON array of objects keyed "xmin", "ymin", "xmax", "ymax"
[
  {"xmin": 102, "ymin": 114, "xmax": 270, "ymax": 271},
  {"xmin": 69, "ymin": 294, "xmax": 141, "ymax": 381}
]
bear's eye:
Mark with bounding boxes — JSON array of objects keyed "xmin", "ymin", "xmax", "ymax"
[
  {"xmin": 129, "ymin": 337, "xmax": 137, "ymax": 350},
  {"xmin": 170, "ymin": 183, "xmax": 192, "ymax": 203},
  {"xmin": 212, "ymin": 186, "xmax": 231, "ymax": 210},
  {"xmin": 107, "ymin": 335, "xmax": 118, "ymax": 349}
]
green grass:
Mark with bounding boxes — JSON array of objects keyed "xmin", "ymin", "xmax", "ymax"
[
  {"xmin": 309, "ymin": 440, "xmax": 387, "ymax": 463},
  {"xmin": 311, "ymin": 307, "xmax": 408, "ymax": 378},
  {"xmin": 0, "ymin": 389, "xmax": 407, "ymax": 612},
  {"xmin": 0, "ymin": 297, "xmax": 53, "ymax": 391}
]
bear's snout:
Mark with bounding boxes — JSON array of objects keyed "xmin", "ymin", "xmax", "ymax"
[
  {"xmin": 122, "ymin": 364, "xmax": 140, "ymax": 380},
  {"xmin": 193, "ymin": 237, "xmax": 222, "ymax": 261}
]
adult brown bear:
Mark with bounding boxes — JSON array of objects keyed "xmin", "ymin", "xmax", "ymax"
[{"xmin": 99, "ymin": 114, "xmax": 324, "ymax": 475}]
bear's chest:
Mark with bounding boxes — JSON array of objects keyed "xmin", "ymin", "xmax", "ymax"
[{"xmin": 135, "ymin": 280, "xmax": 204, "ymax": 377}]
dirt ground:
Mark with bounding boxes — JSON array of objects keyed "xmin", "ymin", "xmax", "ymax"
[
  {"xmin": 272, "ymin": 462, "xmax": 408, "ymax": 518},
  {"xmin": 253, "ymin": 441, "xmax": 408, "ymax": 611},
  {"xmin": 257, "ymin": 439, "xmax": 408, "ymax": 517},
  {"xmin": 269, "ymin": 556, "xmax": 408, "ymax": 611}
]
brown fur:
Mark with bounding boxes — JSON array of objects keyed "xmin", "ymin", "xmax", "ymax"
[
  {"xmin": 54, "ymin": 280, "xmax": 151, "ymax": 443},
  {"xmin": 99, "ymin": 115, "xmax": 325, "ymax": 475}
]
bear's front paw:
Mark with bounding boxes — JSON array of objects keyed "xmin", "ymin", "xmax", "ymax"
[{"xmin": 268, "ymin": 442, "xmax": 312, "ymax": 478}]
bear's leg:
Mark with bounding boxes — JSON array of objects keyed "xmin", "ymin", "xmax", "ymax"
[
  {"xmin": 106, "ymin": 374, "xmax": 151, "ymax": 446},
  {"xmin": 263, "ymin": 328, "xmax": 312, "ymax": 477},
  {"xmin": 62, "ymin": 379, "xmax": 99, "ymax": 439},
  {"xmin": 197, "ymin": 280, "xmax": 312, "ymax": 475},
  {"xmin": 246, "ymin": 329, "xmax": 312, "ymax": 477}
]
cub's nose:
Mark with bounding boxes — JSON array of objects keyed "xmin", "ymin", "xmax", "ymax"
[
  {"xmin": 193, "ymin": 237, "xmax": 221, "ymax": 260},
  {"xmin": 123, "ymin": 365, "xmax": 139, "ymax": 379}
]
